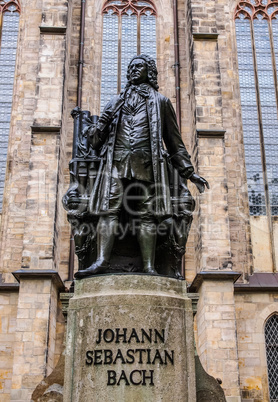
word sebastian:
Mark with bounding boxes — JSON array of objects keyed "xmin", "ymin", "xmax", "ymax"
[{"xmin": 85, "ymin": 328, "xmax": 174, "ymax": 386}]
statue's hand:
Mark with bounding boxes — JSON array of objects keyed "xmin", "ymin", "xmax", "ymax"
[
  {"xmin": 98, "ymin": 111, "xmax": 113, "ymax": 130},
  {"xmin": 71, "ymin": 106, "xmax": 81, "ymax": 119},
  {"xmin": 190, "ymin": 173, "xmax": 209, "ymax": 193}
]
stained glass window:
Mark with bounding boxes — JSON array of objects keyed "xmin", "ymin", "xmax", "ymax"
[
  {"xmin": 101, "ymin": 10, "xmax": 118, "ymax": 110},
  {"xmin": 0, "ymin": 0, "xmax": 21, "ymax": 210},
  {"xmin": 235, "ymin": 0, "xmax": 278, "ymax": 216},
  {"xmin": 265, "ymin": 314, "xmax": 278, "ymax": 401},
  {"xmin": 101, "ymin": 0, "xmax": 156, "ymax": 110}
]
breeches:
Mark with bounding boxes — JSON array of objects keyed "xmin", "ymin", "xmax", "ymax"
[{"xmin": 107, "ymin": 177, "xmax": 155, "ymax": 222}]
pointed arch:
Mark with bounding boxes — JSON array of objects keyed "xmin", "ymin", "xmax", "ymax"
[
  {"xmin": 100, "ymin": 0, "xmax": 157, "ymax": 110},
  {"xmin": 235, "ymin": 0, "xmax": 278, "ymax": 20},
  {"xmin": 0, "ymin": 0, "xmax": 21, "ymax": 13}
]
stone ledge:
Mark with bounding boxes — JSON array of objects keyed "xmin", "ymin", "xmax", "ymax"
[
  {"xmin": 0, "ymin": 283, "xmax": 20, "ymax": 291},
  {"xmin": 193, "ymin": 33, "xmax": 219, "ymax": 40},
  {"xmin": 12, "ymin": 269, "xmax": 65, "ymax": 291},
  {"xmin": 188, "ymin": 271, "xmax": 241, "ymax": 293},
  {"xmin": 197, "ymin": 129, "xmax": 226, "ymax": 138},
  {"xmin": 39, "ymin": 26, "xmax": 67, "ymax": 35},
  {"xmin": 31, "ymin": 125, "xmax": 61, "ymax": 133},
  {"xmin": 73, "ymin": 273, "xmax": 187, "ymax": 299},
  {"xmin": 234, "ymin": 272, "xmax": 278, "ymax": 292}
]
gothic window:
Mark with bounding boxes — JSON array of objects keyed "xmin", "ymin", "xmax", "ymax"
[
  {"xmin": 235, "ymin": 0, "xmax": 278, "ymax": 216},
  {"xmin": 0, "ymin": 0, "xmax": 21, "ymax": 209},
  {"xmin": 265, "ymin": 314, "xmax": 278, "ymax": 401},
  {"xmin": 101, "ymin": 0, "xmax": 157, "ymax": 110}
]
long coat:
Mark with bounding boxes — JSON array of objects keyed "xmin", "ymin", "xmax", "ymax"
[{"xmin": 88, "ymin": 85, "xmax": 194, "ymax": 219}]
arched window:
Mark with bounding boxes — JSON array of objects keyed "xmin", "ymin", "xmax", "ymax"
[
  {"xmin": 0, "ymin": 0, "xmax": 21, "ymax": 209},
  {"xmin": 265, "ymin": 314, "xmax": 278, "ymax": 401},
  {"xmin": 101, "ymin": 0, "xmax": 156, "ymax": 110},
  {"xmin": 235, "ymin": 0, "xmax": 278, "ymax": 216}
]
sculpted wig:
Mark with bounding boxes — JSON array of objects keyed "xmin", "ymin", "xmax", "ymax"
[{"xmin": 126, "ymin": 54, "xmax": 159, "ymax": 90}]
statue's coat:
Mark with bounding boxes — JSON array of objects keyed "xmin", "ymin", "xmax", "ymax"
[{"xmin": 88, "ymin": 86, "xmax": 194, "ymax": 219}]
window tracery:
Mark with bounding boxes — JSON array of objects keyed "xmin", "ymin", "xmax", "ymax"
[
  {"xmin": 0, "ymin": 0, "xmax": 20, "ymax": 209},
  {"xmin": 101, "ymin": 0, "xmax": 157, "ymax": 110},
  {"xmin": 235, "ymin": 0, "xmax": 278, "ymax": 216},
  {"xmin": 235, "ymin": 0, "xmax": 278, "ymax": 20},
  {"xmin": 265, "ymin": 314, "xmax": 278, "ymax": 401}
]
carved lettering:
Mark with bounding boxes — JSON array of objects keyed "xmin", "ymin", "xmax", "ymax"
[
  {"xmin": 154, "ymin": 329, "xmax": 165, "ymax": 343},
  {"xmin": 107, "ymin": 370, "xmax": 154, "ymax": 386},
  {"xmin": 141, "ymin": 329, "xmax": 152, "ymax": 343},
  {"xmin": 146, "ymin": 349, "xmax": 151, "ymax": 364},
  {"xmin": 135, "ymin": 348, "xmax": 146, "ymax": 364},
  {"xmin": 115, "ymin": 328, "xmax": 127, "ymax": 343},
  {"xmin": 94, "ymin": 350, "xmax": 103, "ymax": 365},
  {"xmin": 94, "ymin": 328, "xmax": 166, "ymax": 344},
  {"xmin": 113, "ymin": 349, "xmax": 126, "ymax": 364},
  {"xmin": 128, "ymin": 328, "xmax": 140, "ymax": 343},
  {"xmin": 164, "ymin": 350, "xmax": 174, "ymax": 365},
  {"xmin": 104, "ymin": 349, "xmax": 113, "ymax": 365},
  {"xmin": 107, "ymin": 370, "xmax": 117, "ymax": 385},
  {"xmin": 103, "ymin": 329, "xmax": 115, "ymax": 343},
  {"xmin": 86, "ymin": 351, "xmax": 93, "ymax": 365},
  {"xmin": 126, "ymin": 349, "xmax": 135, "ymax": 364},
  {"xmin": 151, "ymin": 349, "xmax": 164, "ymax": 365},
  {"xmin": 130, "ymin": 370, "xmax": 142, "ymax": 385},
  {"xmin": 96, "ymin": 329, "xmax": 102, "ymax": 344},
  {"xmin": 117, "ymin": 370, "xmax": 130, "ymax": 386},
  {"xmin": 142, "ymin": 370, "xmax": 154, "ymax": 386},
  {"xmin": 87, "ymin": 328, "xmax": 173, "ymax": 387}
]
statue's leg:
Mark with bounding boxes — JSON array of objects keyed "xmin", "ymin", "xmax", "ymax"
[
  {"xmin": 96, "ymin": 215, "xmax": 118, "ymax": 265},
  {"xmin": 135, "ymin": 181, "xmax": 158, "ymax": 274},
  {"xmin": 75, "ymin": 176, "xmax": 122, "ymax": 278},
  {"xmin": 74, "ymin": 215, "xmax": 119, "ymax": 278},
  {"xmin": 137, "ymin": 219, "xmax": 158, "ymax": 274}
]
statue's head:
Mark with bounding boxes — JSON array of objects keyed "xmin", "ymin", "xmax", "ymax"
[{"xmin": 126, "ymin": 54, "xmax": 159, "ymax": 90}]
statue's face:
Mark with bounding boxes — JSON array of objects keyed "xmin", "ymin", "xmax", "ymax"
[{"xmin": 129, "ymin": 58, "xmax": 148, "ymax": 85}]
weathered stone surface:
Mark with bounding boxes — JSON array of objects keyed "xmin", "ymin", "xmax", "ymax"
[
  {"xmin": 64, "ymin": 275, "xmax": 196, "ymax": 402},
  {"xmin": 195, "ymin": 278, "xmax": 241, "ymax": 399},
  {"xmin": 31, "ymin": 353, "xmax": 64, "ymax": 402},
  {"xmin": 195, "ymin": 354, "xmax": 226, "ymax": 402}
]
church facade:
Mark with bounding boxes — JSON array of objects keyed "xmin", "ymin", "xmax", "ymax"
[{"xmin": 0, "ymin": 0, "xmax": 278, "ymax": 400}]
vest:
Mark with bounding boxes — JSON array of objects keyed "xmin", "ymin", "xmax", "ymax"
[{"xmin": 113, "ymin": 98, "xmax": 153, "ymax": 182}]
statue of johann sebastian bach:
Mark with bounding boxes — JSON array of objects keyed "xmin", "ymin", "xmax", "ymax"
[{"xmin": 74, "ymin": 54, "xmax": 209, "ymax": 279}]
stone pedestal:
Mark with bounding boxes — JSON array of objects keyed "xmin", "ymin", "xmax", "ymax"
[{"xmin": 64, "ymin": 275, "xmax": 196, "ymax": 402}]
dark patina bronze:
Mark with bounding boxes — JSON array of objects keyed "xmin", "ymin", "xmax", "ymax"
[{"xmin": 63, "ymin": 55, "xmax": 209, "ymax": 279}]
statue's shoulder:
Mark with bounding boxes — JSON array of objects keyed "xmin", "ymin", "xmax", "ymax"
[
  {"xmin": 151, "ymin": 88, "xmax": 169, "ymax": 103},
  {"xmin": 154, "ymin": 91, "xmax": 172, "ymax": 108}
]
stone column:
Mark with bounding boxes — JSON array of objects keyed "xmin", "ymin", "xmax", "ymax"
[
  {"xmin": 64, "ymin": 275, "xmax": 196, "ymax": 402},
  {"xmin": 10, "ymin": 270, "xmax": 64, "ymax": 401},
  {"xmin": 197, "ymin": 131, "xmax": 232, "ymax": 270}
]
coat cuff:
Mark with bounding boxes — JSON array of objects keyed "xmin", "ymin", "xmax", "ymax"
[{"xmin": 170, "ymin": 152, "xmax": 194, "ymax": 179}]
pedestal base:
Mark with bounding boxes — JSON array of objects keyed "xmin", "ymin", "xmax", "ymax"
[{"xmin": 64, "ymin": 274, "xmax": 196, "ymax": 402}]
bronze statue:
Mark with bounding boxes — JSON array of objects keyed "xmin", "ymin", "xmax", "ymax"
[{"xmin": 63, "ymin": 55, "xmax": 209, "ymax": 279}]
